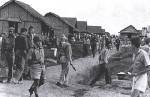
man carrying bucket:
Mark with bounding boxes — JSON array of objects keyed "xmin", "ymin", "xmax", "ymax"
[{"xmin": 127, "ymin": 37, "xmax": 150, "ymax": 97}]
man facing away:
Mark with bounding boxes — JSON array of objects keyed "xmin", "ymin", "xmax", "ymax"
[
  {"xmin": 1, "ymin": 27, "xmax": 15, "ymax": 83},
  {"xmin": 56, "ymin": 34, "xmax": 72, "ymax": 87}
]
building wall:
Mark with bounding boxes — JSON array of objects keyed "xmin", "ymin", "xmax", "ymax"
[
  {"xmin": 120, "ymin": 33, "xmax": 139, "ymax": 39},
  {"xmin": 0, "ymin": 2, "xmax": 41, "ymax": 34},
  {"xmin": 45, "ymin": 14, "xmax": 70, "ymax": 38}
]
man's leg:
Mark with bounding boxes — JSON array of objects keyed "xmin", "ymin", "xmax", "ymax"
[
  {"xmin": 64, "ymin": 63, "xmax": 69, "ymax": 85},
  {"xmin": 15, "ymin": 56, "xmax": 25, "ymax": 81},
  {"xmin": 90, "ymin": 64, "xmax": 105, "ymax": 86},
  {"xmin": 29, "ymin": 79, "xmax": 40, "ymax": 97},
  {"xmin": 131, "ymin": 89, "xmax": 140, "ymax": 97},
  {"xmin": 6, "ymin": 52, "xmax": 13, "ymax": 82},
  {"xmin": 39, "ymin": 70, "xmax": 45, "ymax": 87},
  {"xmin": 105, "ymin": 66, "xmax": 111, "ymax": 84},
  {"xmin": 57, "ymin": 63, "xmax": 69, "ymax": 87}
]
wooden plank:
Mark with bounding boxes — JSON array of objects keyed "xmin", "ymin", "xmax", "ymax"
[
  {"xmin": 15, "ymin": 4, "xmax": 27, "ymax": 21},
  {"xmin": 27, "ymin": 12, "xmax": 34, "ymax": 21},
  {"xmin": 1, "ymin": 7, "xmax": 9, "ymax": 18},
  {"xmin": 8, "ymin": 3, "xmax": 15, "ymax": 18},
  {"xmin": 2, "ymin": 21, "xmax": 8, "ymax": 34},
  {"xmin": 0, "ymin": 21, "xmax": 3, "ymax": 34},
  {"xmin": 14, "ymin": 3, "xmax": 19, "ymax": 18}
]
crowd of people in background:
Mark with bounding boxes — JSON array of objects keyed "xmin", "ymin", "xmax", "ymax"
[
  {"xmin": 2, "ymin": 26, "xmax": 150, "ymax": 97},
  {"xmin": 82, "ymin": 34, "xmax": 121, "ymax": 58}
]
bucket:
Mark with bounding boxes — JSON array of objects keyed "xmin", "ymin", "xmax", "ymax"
[{"xmin": 117, "ymin": 72, "xmax": 126, "ymax": 80}]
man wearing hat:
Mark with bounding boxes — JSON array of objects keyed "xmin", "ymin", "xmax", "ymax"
[
  {"xmin": 23, "ymin": 26, "xmax": 35, "ymax": 80},
  {"xmin": 56, "ymin": 34, "xmax": 72, "ymax": 87},
  {"xmin": 28, "ymin": 36, "xmax": 45, "ymax": 97},
  {"xmin": 1, "ymin": 27, "xmax": 15, "ymax": 83},
  {"xmin": 13, "ymin": 28, "xmax": 28, "ymax": 83}
]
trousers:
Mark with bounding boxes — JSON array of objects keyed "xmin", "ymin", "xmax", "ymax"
[
  {"xmin": 15, "ymin": 51, "xmax": 26, "ymax": 81},
  {"xmin": 90, "ymin": 63, "xmax": 111, "ymax": 85},
  {"xmin": 4, "ymin": 51, "xmax": 14, "ymax": 81},
  {"xmin": 59, "ymin": 62, "xmax": 69, "ymax": 84}
]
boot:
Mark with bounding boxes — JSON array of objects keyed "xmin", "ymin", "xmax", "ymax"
[
  {"xmin": 28, "ymin": 88, "xmax": 34, "ymax": 96},
  {"xmin": 35, "ymin": 94, "xmax": 39, "ymax": 97}
]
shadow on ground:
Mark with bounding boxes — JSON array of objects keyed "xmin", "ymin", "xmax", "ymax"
[{"xmin": 72, "ymin": 89, "xmax": 89, "ymax": 97}]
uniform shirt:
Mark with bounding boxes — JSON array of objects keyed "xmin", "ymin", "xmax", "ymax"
[
  {"xmin": 2, "ymin": 34, "xmax": 15, "ymax": 51},
  {"xmin": 99, "ymin": 47, "xmax": 110, "ymax": 64},
  {"xmin": 57, "ymin": 42, "xmax": 72, "ymax": 63},
  {"xmin": 132, "ymin": 49, "xmax": 150, "ymax": 74},
  {"xmin": 15, "ymin": 34, "xmax": 28, "ymax": 52},
  {"xmin": 29, "ymin": 44, "xmax": 44, "ymax": 64}
]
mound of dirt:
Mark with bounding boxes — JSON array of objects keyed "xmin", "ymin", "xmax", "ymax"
[{"xmin": 76, "ymin": 46, "xmax": 133, "ymax": 85}]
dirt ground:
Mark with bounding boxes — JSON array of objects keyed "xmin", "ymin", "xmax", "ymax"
[{"xmin": 0, "ymin": 49, "xmax": 150, "ymax": 97}]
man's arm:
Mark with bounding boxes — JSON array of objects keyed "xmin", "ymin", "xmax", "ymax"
[
  {"xmin": 66, "ymin": 44, "xmax": 72, "ymax": 63},
  {"xmin": 1, "ymin": 38, "xmax": 5, "ymax": 60},
  {"xmin": 104, "ymin": 49, "xmax": 108, "ymax": 64},
  {"xmin": 133, "ymin": 51, "xmax": 150, "ymax": 76}
]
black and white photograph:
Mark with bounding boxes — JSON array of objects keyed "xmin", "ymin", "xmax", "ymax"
[{"xmin": 0, "ymin": 0, "xmax": 150, "ymax": 97}]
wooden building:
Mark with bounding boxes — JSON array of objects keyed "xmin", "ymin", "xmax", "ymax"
[
  {"xmin": 62, "ymin": 17, "xmax": 77, "ymax": 28},
  {"xmin": 77, "ymin": 21, "xmax": 87, "ymax": 33},
  {"xmin": 119, "ymin": 25, "xmax": 140, "ymax": 38},
  {"xmin": 87, "ymin": 26, "xmax": 104, "ymax": 35},
  {"xmin": 45, "ymin": 12, "xmax": 78, "ymax": 38},
  {"xmin": 76, "ymin": 21, "xmax": 88, "ymax": 39},
  {"xmin": 0, "ymin": 0, "xmax": 52, "ymax": 35},
  {"xmin": 61, "ymin": 17, "xmax": 80, "ymax": 41}
]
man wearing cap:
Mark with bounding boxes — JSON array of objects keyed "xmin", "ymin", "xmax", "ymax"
[
  {"xmin": 23, "ymin": 26, "xmax": 35, "ymax": 80},
  {"xmin": 14, "ymin": 28, "xmax": 28, "ymax": 83},
  {"xmin": 56, "ymin": 34, "xmax": 72, "ymax": 87},
  {"xmin": 1, "ymin": 27, "xmax": 15, "ymax": 83},
  {"xmin": 28, "ymin": 36, "xmax": 45, "ymax": 97}
]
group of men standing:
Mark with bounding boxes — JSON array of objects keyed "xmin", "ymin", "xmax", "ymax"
[
  {"xmin": 82, "ymin": 34, "xmax": 121, "ymax": 59},
  {"xmin": 1, "ymin": 26, "xmax": 35, "ymax": 83}
]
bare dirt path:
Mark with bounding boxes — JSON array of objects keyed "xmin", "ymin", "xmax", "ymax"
[{"xmin": 0, "ymin": 49, "xmax": 149, "ymax": 97}]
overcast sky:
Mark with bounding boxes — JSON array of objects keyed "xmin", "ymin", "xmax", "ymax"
[{"xmin": 1, "ymin": 0, "xmax": 150, "ymax": 35}]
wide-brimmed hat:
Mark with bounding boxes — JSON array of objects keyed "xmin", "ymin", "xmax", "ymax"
[{"xmin": 9, "ymin": 27, "xmax": 15, "ymax": 31}]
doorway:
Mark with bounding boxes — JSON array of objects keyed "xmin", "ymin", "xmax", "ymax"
[{"xmin": 9, "ymin": 21, "xmax": 18, "ymax": 34}]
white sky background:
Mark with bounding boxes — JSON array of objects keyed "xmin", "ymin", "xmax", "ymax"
[{"xmin": 1, "ymin": 0, "xmax": 150, "ymax": 35}]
